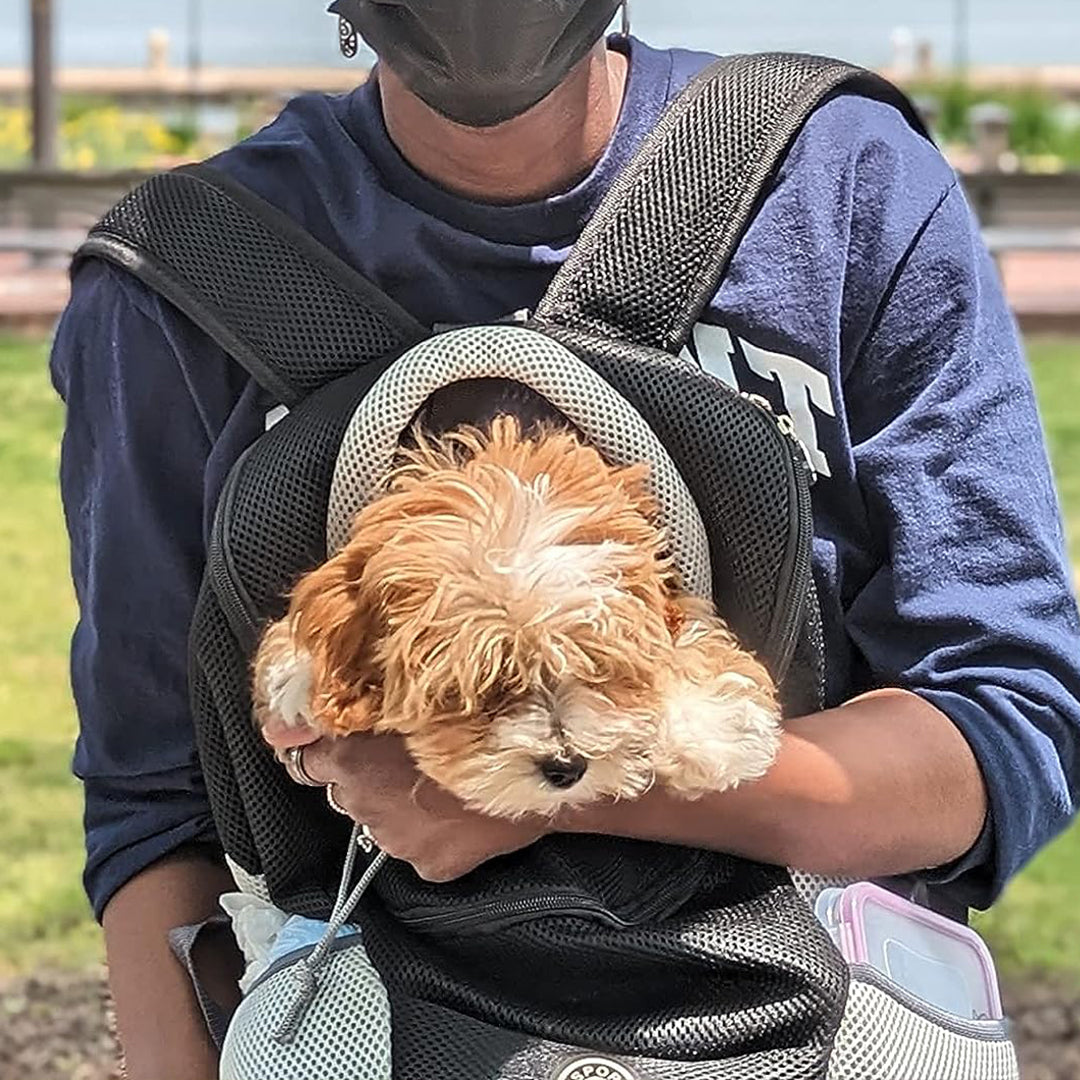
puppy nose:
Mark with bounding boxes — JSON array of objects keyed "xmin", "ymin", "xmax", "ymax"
[{"xmin": 538, "ymin": 755, "xmax": 588, "ymax": 789}]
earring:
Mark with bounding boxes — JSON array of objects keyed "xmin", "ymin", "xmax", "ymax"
[
  {"xmin": 621, "ymin": 0, "xmax": 630, "ymax": 37},
  {"xmin": 339, "ymin": 15, "xmax": 359, "ymax": 59}
]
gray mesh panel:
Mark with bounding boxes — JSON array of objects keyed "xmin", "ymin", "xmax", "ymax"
[
  {"xmin": 827, "ymin": 979, "xmax": 1018, "ymax": 1080},
  {"xmin": 226, "ymin": 856, "xmax": 271, "ymax": 902},
  {"xmin": 327, "ymin": 325, "xmax": 713, "ymax": 601},
  {"xmin": 219, "ymin": 939, "xmax": 392, "ymax": 1080},
  {"xmin": 789, "ymin": 872, "xmax": 854, "ymax": 909}
]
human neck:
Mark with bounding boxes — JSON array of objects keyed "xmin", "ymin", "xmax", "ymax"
[{"xmin": 377, "ymin": 41, "xmax": 629, "ymax": 205}]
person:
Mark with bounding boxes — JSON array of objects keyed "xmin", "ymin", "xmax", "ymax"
[{"xmin": 50, "ymin": 2, "xmax": 1080, "ymax": 1077}]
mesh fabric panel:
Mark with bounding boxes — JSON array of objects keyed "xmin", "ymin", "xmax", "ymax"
[
  {"xmin": 391, "ymin": 995, "xmax": 828, "ymax": 1080},
  {"xmin": 81, "ymin": 166, "xmax": 425, "ymax": 405},
  {"xmin": 227, "ymin": 363, "xmax": 392, "ymax": 615},
  {"xmin": 328, "ymin": 325, "xmax": 713, "ymax": 600},
  {"xmin": 190, "ymin": 366, "xmax": 392, "ymax": 913},
  {"xmin": 189, "ymin": 582, "xmax": 259, "ymax": 875},
  {"xmin": 370, "ymin": 834, "xmax": 717, "ymax": 923},
  {"xmin": 537, "ymin": 54, "xmax": 926, "ymax": 355},
  {"xmin": 826, "ymin": 979, "xmax": 1017, "ymax": 1080},
  {"xmin": 362, "ymin": 850, "xmax": 845, "ymax": 1073},
  {"xmin": 190, "ymin": 583, "xmax": 350, "ymax": 915},
  {"xmin": 219, "ymin": 938, "xmax": 392, "ymax": 1080},
  {"xmin": 544, "ymin": 325, "xmax": 823, "ymax": 711}
]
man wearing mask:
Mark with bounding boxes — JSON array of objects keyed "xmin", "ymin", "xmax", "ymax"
[{"xmin": 50, "ymin": 2, "xmax": 1080, "ymax": 1077}]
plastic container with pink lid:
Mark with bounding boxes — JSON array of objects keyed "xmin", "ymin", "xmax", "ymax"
[{"xmin": 815, "ymin": 882, "xmax": 1004, "ymax": 1021}]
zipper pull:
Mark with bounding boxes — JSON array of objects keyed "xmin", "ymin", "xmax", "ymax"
[{"xmin": 740, "ymin": 393, "xmax": 818, "ymax": 486}]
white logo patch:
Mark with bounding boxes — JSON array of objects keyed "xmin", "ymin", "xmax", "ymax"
[
  {"xmin": 682, "ymin": 324, "xmax": 837, "ymax": 478},
  {"xmin": 554, "ymin": 1058, "xmax": 637, "ymax": 1080}
]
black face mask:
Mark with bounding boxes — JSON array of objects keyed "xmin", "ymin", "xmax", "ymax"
[{"xmin": 329, "ymin": 0, "xmax": 623, "ymax": 128}]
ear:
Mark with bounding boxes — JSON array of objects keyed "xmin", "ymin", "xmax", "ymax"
[{"xmin": 286, "ymin": 536, "xmax": 386, "ymax": 737}]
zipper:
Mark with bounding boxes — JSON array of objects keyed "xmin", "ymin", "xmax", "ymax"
[
  {"xmin": 739, "ymin": 392, "xmax": 815, "ymax": 681},
  {"xmin": 392, "ymin": 856, "xmax": 707, "ymax": 936},
  {"xmin": 739, "ymin": 393, "xmax": 816, "ymax": 485},
  {"xmin": 395, "ymin": 893, "xmax": 634, "ymax": 934},
  {"xmin": 208, "ymin": 447, "xmax": 262, "ymax": 654}
]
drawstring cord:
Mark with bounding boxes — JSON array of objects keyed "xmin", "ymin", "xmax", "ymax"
[{"xmin": 272, "ymin": 825, "xmax": 388, "ymax": 1044}]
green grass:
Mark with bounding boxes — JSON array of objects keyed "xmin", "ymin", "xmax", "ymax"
[
  {"xmin": 1026, "ymin": 337, "xmax": 1080, "ymax": 567},
  {"xmin": 0, "ymin": 333, "xmax": 100, "ymax": 974},
  {"xmin": 0, "ymin": 332, "xmax": 1078, "ymax": 981},
  {"xmin": 971, "ymin": 336, "xmax": 1080, "ymax": 984}
]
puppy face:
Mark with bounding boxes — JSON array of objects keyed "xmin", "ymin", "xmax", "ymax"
[{"xmin": 253, "ymin": 415, "xmax": 780, "ymax": 818}]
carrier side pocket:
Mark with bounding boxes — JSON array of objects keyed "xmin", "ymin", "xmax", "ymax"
[{"xmin": 827, "ymin": 967, "xmax": 1017, "ymax": 1080}]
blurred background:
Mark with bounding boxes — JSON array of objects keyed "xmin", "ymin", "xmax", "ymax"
[{"xmin": 0, "ymin": 2, "xmax": 1077, "ymax": 1078}]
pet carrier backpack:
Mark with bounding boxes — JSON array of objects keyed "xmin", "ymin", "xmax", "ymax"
[{"xmin": 77, "ymin": 52, "xmax": 1019, "ymax": 1080}]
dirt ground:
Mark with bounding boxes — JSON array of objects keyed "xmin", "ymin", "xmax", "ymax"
[{"xmin": 1, "ymin": 968, "xmax": 1079, "ymax": 1080}]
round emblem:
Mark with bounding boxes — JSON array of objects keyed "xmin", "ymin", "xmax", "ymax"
[{"xmin": 554, "ymin": 1058, "xmax": 637, "ymax": 1080}]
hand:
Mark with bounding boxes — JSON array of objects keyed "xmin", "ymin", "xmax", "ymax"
[{"xmin": 299, "ymin": 733, "xmax": 548, "ymax": 882}]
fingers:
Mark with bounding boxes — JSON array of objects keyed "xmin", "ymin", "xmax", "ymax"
[
  {"xmin": 297, "ymin": 738, "xmax": 337, "ymax": 786},
  {"xmin": 260, "ymin": 716, "xmax": 322, "ymax": 751}
]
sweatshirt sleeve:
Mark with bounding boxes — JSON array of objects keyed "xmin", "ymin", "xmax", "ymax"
[
  {"xmin": 843, "ymin": 181, "xmax": 1080, "ymax": 910},
  {"xmin": 50, "ymin": 259, "xmax": 245, "ymax": 920}
]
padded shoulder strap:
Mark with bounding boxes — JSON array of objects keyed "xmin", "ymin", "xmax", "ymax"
[
  {"xmin": 76, "ymin": 163, "xmax": 428, "ymax": 407},
  {"xmin": 535, "ymin": 53, "xmax": 929, "ymax": 354}
]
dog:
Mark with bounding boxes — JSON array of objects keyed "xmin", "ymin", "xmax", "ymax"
[{"xmin": 252, "ymin": 405, "xmax": 781, "ymax": 820}]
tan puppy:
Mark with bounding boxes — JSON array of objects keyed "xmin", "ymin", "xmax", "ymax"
[{"xmin": 253, "ymin": 416, "xmax": 780, "ymax": 820}]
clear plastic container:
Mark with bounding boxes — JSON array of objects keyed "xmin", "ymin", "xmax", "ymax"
[{"xmin": 815, "ymin": 882, "xmax": 1003, "ymax": 1020}]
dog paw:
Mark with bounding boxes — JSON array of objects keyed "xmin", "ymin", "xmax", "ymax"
[
  {"xmin": 654, "ymin": 674, "xmax": 781, "ymax": 797},
  {"xmin": 252, "ymin": 621, "xmax": 319, "ymax": 746}
]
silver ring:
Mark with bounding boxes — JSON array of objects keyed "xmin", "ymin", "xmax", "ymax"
[
  {"xmin": 282, "ymin": 745, "xmax": 322, "ymax": 787},
  {"xmin": 326, "ymin": 782, "xmax": 351, "ymax": 817},
  {"xmin": 357, "ymin": 823, "xmax": 376, "ymax": 853}
]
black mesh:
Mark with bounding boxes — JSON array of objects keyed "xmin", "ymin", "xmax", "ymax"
[
  {"xmin": 189, "ymin": 579, "xmax": 259, "ymax": 875},
  {"xmin": 391, "ymin": 996, "xmax": 828, "ymax": 1080},
  {"xmin": 374, "ymin": 835, "xmax": 715, "ymax": 922},
  {"xmin": 537, "ymin": 53, "xmax": 927, "ymax": 355},
  {"xmin": 132, "ymin": 49, "xmax": 889, "ymax": 1074},
  {"xmin": 788, "ymin": 577, "xmax": 830, "ymax": 711},
  {"xmin": 364, "ymin": 852, "xmax": 844, "ymax": 1075},
  {"xmin": 78, "ymin": 165, "xmax": 426, "ymax": 406},
  {"xmin": 189, "ymin": 358, "xmax": 845, "ymax": 1071},
  {"xmin": 190, "ymin": 577, "xmax": 352, "ymax": 914},
  {"xmin": 189, "ymin": 366, "xmax": 394, "ymax": 914},
  {"xmin": 226, "ymin": 369, "xmax": 391, "ymax": 615},
  {"xmin": 540, "ymin": 325, "xmax": 825, "ymax": 715}
]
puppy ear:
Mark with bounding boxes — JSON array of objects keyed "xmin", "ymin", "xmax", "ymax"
[
  {"xmin": 653, "ymin": 610, "xmax": 781, "ymax": 798},
  {"xmin": 286, "ymin": 538, "xmax": 386, "ymax": 738},
  {"xmin": 252, "ymin": 618, "xmax": 320, "ymax": 748}
]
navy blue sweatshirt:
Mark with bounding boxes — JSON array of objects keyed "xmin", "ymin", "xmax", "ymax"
[{"xmin": 50, "ymin": 37, "xmax": 1080, "ymax": 920}]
